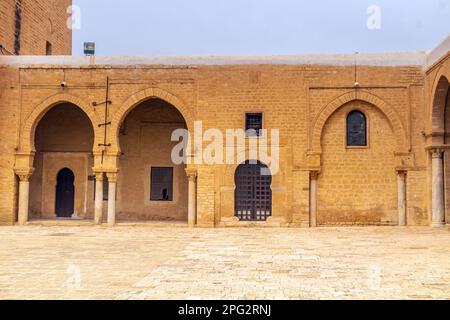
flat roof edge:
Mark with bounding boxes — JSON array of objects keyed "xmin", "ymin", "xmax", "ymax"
[
  {"xmin": 426, "ymin": 34, "xmax": 450, "ymax": 69},
  {"xmin": 0, "ymin": 52, "xmax": 427, "ymax": 68}
]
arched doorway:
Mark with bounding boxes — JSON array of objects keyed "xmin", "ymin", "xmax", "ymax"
[
  {"xmin": 442, "ymin": 77, "xmax": 450, "ymax": 225},
  {"xmin": 431, "ymin": 76, "xmax": 450, "ymax": 226},
  {"xmin": 30, "ymin": 103, "xmax": 94, "ymax": 220},
  {"xmin": 118, "ymin": 98, "xmax": 188, "ymax": 221},
  {"xmin": 55, "ymin": 168, "xmax": 75, "ymax": 217},
  {"xmin": 234, "ymin": 160, "xmax": 272, "ymax": 221},
  {"xmin": 432, "ymin": 76, "xmax": 450, "ymax": 136}
]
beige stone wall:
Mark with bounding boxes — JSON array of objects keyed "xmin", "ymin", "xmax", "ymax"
[
  {"xmin": 318, "ymin": 100, "xmax": 397, "ymax": 225},
  {"xmin": 0, "ymin": 66, "xmax": 19, "ymax": 224},
  {"xmin": 1, "ymin": 55, "xmax": 448, "ymax": 226},
  {"xmin": 0, "ymin": 0, "xmax": 72, "ymax": 55}
]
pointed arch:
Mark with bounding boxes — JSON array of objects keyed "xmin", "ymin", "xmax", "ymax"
[
  {"xmin": 311, "ymin": 91, "xmax": 408, "ymax": 153},
  {"xmin": 20, "ymin": 93, "xmax": 101, "ymax": 153},
  {"xmin": 430, "ymin": 73, "xmax": 450, "ymax": 137},
  {"xmin": 110, "ymin": 87, "xmax": 195, "ymax": 153}
]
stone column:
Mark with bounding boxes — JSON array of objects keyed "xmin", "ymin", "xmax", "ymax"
[
  {"xmin": 431, "ymin": 148, "xmax": 445, "ymax": 227},
  {"xmin": 94, "ymin": 172, "xmax": 104, "ymax": 225},
  {"xmin": 186, "ymin": 169, "xmax": 197, "ymax": 227},
  {"xmin": 16, "ymin": 170, "xmax": 34, "ymax": 226},
  {"xmin": 107, "ymin": 172, "xmax": 118, "ymax": 227},
  {"xmin": 309, "ymin": 171, "xmax": 319, "ymax": 228},
  {"xmin": 397, "ymin": 171, "xmax": 407, "ymax": 226}
]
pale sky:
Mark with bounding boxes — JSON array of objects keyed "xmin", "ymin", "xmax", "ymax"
[{"xmin": 72, "ymin": 0, "xmax": 450, "ymax": 56}]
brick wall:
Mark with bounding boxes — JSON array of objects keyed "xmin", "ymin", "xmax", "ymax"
[
  {"xmin": 0, "ymin": 0, "xmax": 72, "ymax": 55},
  {"xmin": 0, "ymin": 55, "xmax": 448, "ymax": 226},
  {"xmin": 0, "ymin": 66, "xmax": 19, "ymax": 224},
  {"xmin": 318, "ymin": 100, "xmax": 397, "ymax": 225}
]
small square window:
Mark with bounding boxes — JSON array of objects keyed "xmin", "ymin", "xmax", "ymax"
[
  {"xmin": 245, "ymin": 113, "xmax": 263, "ymax": 137},
  {"xmin": 150, "ymin": 167, "xmax": 173, "ymax": 201}
]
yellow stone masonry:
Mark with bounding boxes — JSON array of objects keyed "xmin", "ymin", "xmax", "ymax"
[
  {"xmin": 0, "ymin": 0, "xmax": 72, "ymax": 55},
  {"xmin": 0, "ymin": 34, "xmax": 449, "ymax": 228}
]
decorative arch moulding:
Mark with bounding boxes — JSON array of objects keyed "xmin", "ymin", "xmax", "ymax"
[
  {"xmin": 425, "ymin": 51, "xmax": 450, "ymax": 75},
  {"xmin": 310, "ymin": 90, "xmax": 408, "ymax": 154},
  {"xmin": 109, "ymin": 87, "xmax": 195, "ymax": 153},
  {"xmin": 20, "ymin": 93, "xmax": 101, "ymax": 153}
]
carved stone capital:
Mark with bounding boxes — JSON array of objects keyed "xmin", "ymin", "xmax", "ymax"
[
  {"xmin": 396, "ymin": 170, "xmax": 407, "ymax": 177},
  {"xmin": 310, "ymin": 170, "xmax": 320, "ymax": 179},
  {"xmin": 14, "ymin": 168, "xmax": 35, "ymax": 182},
  {"xmin": 106, "ymin": 172, "xmax": 118, "ymax": 183},
  {"xmin": 430, "ymin": 148, "xmax": 444, "ymax": 159},
  {"xmin": 185, "ymin": 168, "xmax": 197, "ymax": 181},
  {"xmin": 94, "ymin": 172, "xmax": 104, "ymax": 181}
]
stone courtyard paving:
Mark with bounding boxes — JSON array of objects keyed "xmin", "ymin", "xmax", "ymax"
[{"xmin": 0, "ymin": 225, "xmax": 449, "ymax": 300}]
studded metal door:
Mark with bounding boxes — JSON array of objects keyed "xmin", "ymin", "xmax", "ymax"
[{"xmin": 234, "ymin": 161, "xmax": 272, "ymax": 221}]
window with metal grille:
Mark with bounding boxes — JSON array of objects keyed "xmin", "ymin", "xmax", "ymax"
[
  {"xmin": 150, "ymin": 167, "xmax": 173, "ymax": 201},
  {"xmin": 245, "ymin": 113, "xmax": 263, "ymax": 137},
  {"xmin": 346, "ymin": 110, "xmax": 367, "ymax": 146}
]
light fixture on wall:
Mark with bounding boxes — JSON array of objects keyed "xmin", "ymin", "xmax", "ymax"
[
  {"xmin": 84, "ymin": 42, "xmax": 95, "ymax": 56},
  {"xmin": 60, "ymin": 69, "xmax": 67, "ymax": 88},
  {"xmin": 353, "ymin": 51, "xmax": 360, "ymax": 88}
]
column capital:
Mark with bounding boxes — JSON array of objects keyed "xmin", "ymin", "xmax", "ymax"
[
  {"xmin": 310, "ymin": 170, "xmax": 320, "ymax": 179},
  {"xmin": 185, "ymin": 168, "xmax": 197, "ymax": 180},
  {"xmin": 94, "ymin": 172, "xmax": 104, "ymax": 181},
  {"xmin": 430, "ymin": 148, "xmax": 444, "ymax": 159},
  {"xmin": 106, "ymin": 171, "xmax": 118, "ymax": 183},
  {"xmin": 14, "ymin": 168, "xmax": 35, "ymax": 182}
]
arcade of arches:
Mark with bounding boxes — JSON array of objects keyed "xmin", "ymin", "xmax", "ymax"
[
  {"xmin": 25, "ymin": 99, "xmax": 190, "ymax": 224},
  {"xmin": 1, "ymin": 45, "xmax": 450, "ymax": 228}
]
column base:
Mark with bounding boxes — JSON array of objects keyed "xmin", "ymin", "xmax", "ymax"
[{"xmin": 431, "ymin": 221, "xmax": 445, "ymax": 228}]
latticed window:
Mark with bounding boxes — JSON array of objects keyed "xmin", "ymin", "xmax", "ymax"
[
  {"xmin": 346, "ymin": 110, "xmax": 367, "ymax": 146},
  {"xmin": 245, "ymin": 113, "xmax": 263, "ymax": 136}
]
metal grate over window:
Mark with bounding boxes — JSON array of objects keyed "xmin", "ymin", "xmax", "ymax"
[
  {"xmin": 245, "ymin": 113, "xmax": 263, "ymax": 137},
  {"xmin": 346, "ymin": 110, "xmax": 367, "ymax": 146},
  {"xmin": 234, "ymin": 160, "xmax": 272, "ymax": 221}
]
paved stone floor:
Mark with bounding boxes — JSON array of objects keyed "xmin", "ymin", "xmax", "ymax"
[{"xmin": 0, "ymin": 225, "xmax": 449, "ymax": 300}]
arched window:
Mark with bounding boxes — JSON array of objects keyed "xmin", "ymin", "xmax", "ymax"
[{"xmin": 346, "ymin": 110, "xmax": 367, "ymax": 146}]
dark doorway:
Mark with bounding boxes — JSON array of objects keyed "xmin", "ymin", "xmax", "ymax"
[
  {"xmin": 55, "ymin": 168, "xmax": 75, "ymax": 218},
  {"xmin": 234, "ymin": 160, "xmax": 272, "ymax": 221}
]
